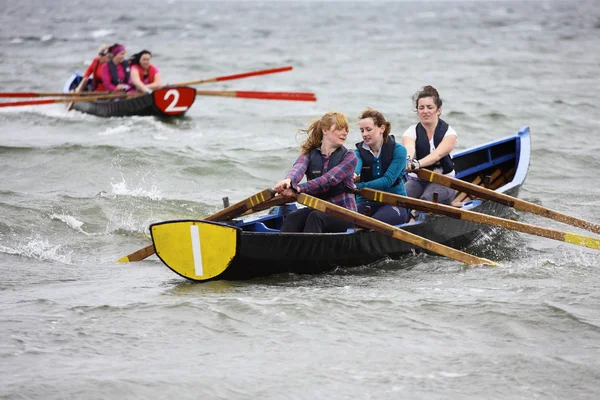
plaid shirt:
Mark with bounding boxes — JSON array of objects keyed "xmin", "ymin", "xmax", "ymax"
[{"xmin": 287, "ymin": 148, "xmax": 358, "ymax": 211}]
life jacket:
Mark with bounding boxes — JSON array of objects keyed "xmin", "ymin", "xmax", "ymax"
[
  {"xmin": 91, "ymin": 59, "xmax": 105, "ymax": 91},
  {"xmin": 306, "ymin": 146, "xmax": 353, "ymax": 200},
  {"xmin": 415, "ymin": 119, "xmax": 455, "ymax": 174},
  {"xmin": 107, "ymin": 60, "xmax": 130, "ymax": 87},
  {"xmin": 132, "ymin": 64, "xmax": 156, "ymax": 84},
  {"xmin": 355, "ymin": 135, "xmax": 401, "ymax": 186}
]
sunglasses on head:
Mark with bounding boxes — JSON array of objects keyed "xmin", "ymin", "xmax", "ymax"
[{"xmin": 99, "ymin": 50, "xmax": 109, "ymax": 56}]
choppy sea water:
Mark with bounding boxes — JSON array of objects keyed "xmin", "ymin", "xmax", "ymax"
[{"xmin": 1, "ymin": 1, "xmax": 600, "ymax": 398}]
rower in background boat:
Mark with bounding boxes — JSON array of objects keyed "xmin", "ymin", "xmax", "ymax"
[
  {"xmin": 274, "ymin": 112, "xmax": 358, "ymax": 233},
  {"xmin": 129, "ymin": 50, "xmax": 164, "ymax": 94},
  {"xmin": 74, "ymin": 44, "xmax": 111, "ymax": 93},
  {"xmin": 100, "ymin": 43, "xmax": 132, "ymax": 93},
  {"xmin": 402, "ymin": 85, "xmax": 457, "ymax": 207},
  {"xmin": 353, "ymin": 108, "xmax": 410, "ymax": 225}
]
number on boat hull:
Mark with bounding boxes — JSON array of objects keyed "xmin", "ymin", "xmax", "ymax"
[
  {"xmin": 153, "ymin": 87, "xmax": 196, "ymax": 116},
  {"xmin": 150, "ymin": 220, "xmax": 238, "ymax": 281}
]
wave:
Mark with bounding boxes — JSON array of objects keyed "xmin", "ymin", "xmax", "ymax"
[
  {"xmin": 0, "ymin": 238, "xmax": 72, "ymax": 264},
  {"xmin": 89, "ymin": 29, "xmax": 114, "ymax": 39},
  {"xmin": 7, "ymin": 34, "xmax": 58, "ymax": 43}
]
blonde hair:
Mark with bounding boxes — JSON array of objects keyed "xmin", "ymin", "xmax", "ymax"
[
  {"xmin": 97, "ymin": 44, "xmax": 109, "ymax": 52},
  {"xmin": 298, "ymin": 112, "xmax": 349, "ymax": 154}
]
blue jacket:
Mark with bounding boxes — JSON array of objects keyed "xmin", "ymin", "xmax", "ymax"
[{"xmin": 354, "ymin": 140, "xmax": 408, "ymax": 203}]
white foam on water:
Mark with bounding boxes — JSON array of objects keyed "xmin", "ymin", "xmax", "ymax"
[
  {"xmin": 0, "ymin": 238, "xmax": 72, "ymax": 264},
  {"xmin": 99, "ymin": 124, "xmax": 133, "ymax": 136},
  {"xmin": 90, "ymin": 29, "xmax": 114, "ymax": 38},
  {"xmin": 40, "ymin": 34, "xmax": 53, "ymax": 42},
  {"xmin": 50, "ymin": 213, "xmax": 97, "ymax": 236},
  {"xmin": 105, "ymin": 210, "xmax": 150, "ymax": 235},
  {"xmin": 109, "ymin": 179, "xmax": 163, "ymax": 201}
]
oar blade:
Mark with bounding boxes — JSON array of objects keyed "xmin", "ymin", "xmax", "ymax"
[
  {"xmin": 151, "ymin": 220, "xmax": 238, "ymax": 281},
  {"xmin": 565, "ymin": 232, "xmax": 600, "ymax": 250}
]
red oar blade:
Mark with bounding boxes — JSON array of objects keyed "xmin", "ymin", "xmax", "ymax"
[{"xmin": 0, "ymin": 99, "xmax": 56, "ymax": 107}]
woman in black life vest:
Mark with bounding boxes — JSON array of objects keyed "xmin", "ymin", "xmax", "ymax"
[
  {"xmin": 402, "ymin": 85, "xmax": 457, "ymax": 206},
  {"xmin": 354, "ymin": 108, "xmax": 410, "ymax": 225},
  {"xmin": 274, "ymin": 112, "xmax": 358, "ymax": 233}
]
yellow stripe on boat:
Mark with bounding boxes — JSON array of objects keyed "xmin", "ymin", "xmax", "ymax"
[
  {"xmin": 151, "ymin": 221, "xmax": 237, "ymax": 281},
  {"xmin": 564, "ymin": 232, "xmax": 600, "ymax": 250}
]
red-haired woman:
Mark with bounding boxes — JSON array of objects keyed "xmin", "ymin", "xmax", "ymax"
[{"xmin": 274, "ymin": 112, "xmax": 358, "ymax": 233}]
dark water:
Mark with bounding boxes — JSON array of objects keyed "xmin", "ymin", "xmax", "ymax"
[{"xmin": 1, "ymin": 1, "xmax": 600, "ymax": 398}]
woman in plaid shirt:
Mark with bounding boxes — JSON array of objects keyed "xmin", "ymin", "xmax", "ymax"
[{"xmin": 274, "ymin": 112, "xmax": 358, "ymax": 233}]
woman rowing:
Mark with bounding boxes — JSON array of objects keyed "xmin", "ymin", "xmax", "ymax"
[
  {"xmin": 402, "ymin": 85, "xmax": 457, "ymax": 206},
  {"xmin": 354, "ymin": 108, "xmax": 410, "ymax": 225},
  {"xmin": 129, "ymin": 50, "xmax": 163, "ymax": 94},
  {"xmin": 100, "ymin": 43, "xmax": 131, "ymax": 93},
  {"xmin": 74, "ymin": 44, "xmax": 111, "ymax": 93},
  {"xmin": 274, "ymin": 112, "xmax": 357, "ymax": 233}
]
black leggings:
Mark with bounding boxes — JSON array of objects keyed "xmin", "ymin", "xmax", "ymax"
[{"xmin": 280, "ymin": 208, "xmax": 355, "ymax": 233}]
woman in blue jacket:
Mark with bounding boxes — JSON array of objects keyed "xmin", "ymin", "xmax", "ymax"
[{"xmin": 354, "ymin": 108, "xmax": 410, "ymax": 225}]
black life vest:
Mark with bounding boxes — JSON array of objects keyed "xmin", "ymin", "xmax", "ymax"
[
  {"xmin": 306, "ymin": 146, "xmax": 352, "ymax": 200},
  {"xmin": 107, "ymin": 60, "xmax": 130, "ymax": 87},
  {"xmin": 355, "ymin": 135, "xmax": 400, "ymax": 186},
  {"xmin": 415, "ymin": 119, "xmax": 455, "ymax": 174}
]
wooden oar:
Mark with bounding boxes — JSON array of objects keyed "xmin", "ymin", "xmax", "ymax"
[
  {"xmin": 0, "ymin": 91, "xmax": 108, "ymax": 98},
  {"xmin": 416, "ymin": 169, "xmax": 600, "ymax": 235},
  {"xmin": 195, "ymin": 90, "xmax": 317, "ymax": 102},
  {"xmin": 0, "ymin": 93, "xmax": 132, "ymax": 108},
  {"xmin": 240, "ymin": 195, "xmax": 292, "ymax": 216},
  {"xmin": 295, "ymin": 193, "xmax": 496, "ymax": 266},
  {"xmin": 173, "ymin": 66, "xmax": 293, "ymax": 87},
  {"xmin": 117, "ymin": 189, "xmax": 276, "ymax": 262},
  {"xmin": 360, "ymin": 189, "xmax": 600, "ymax": 251}
]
